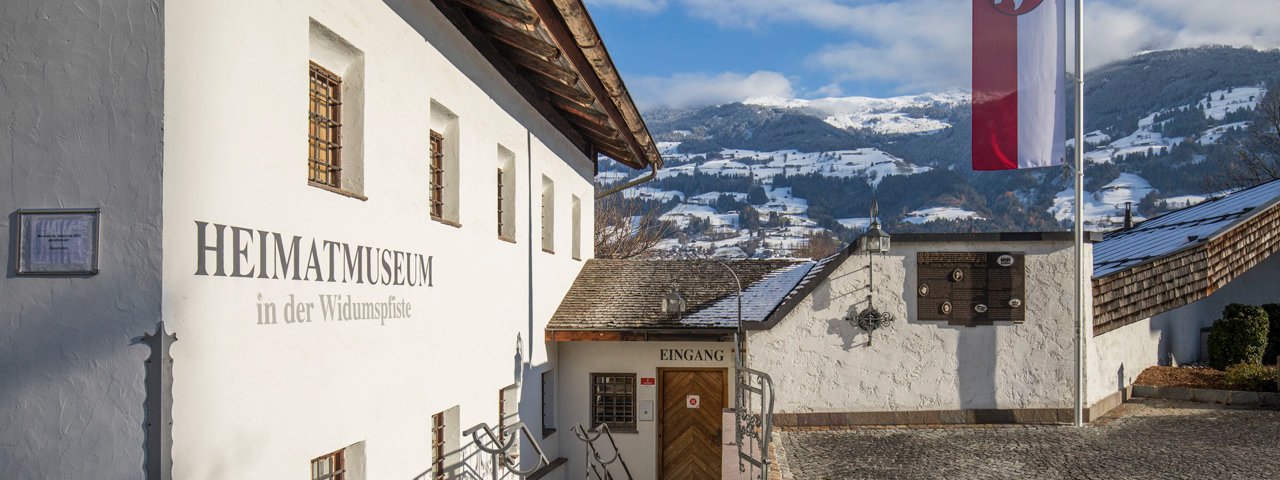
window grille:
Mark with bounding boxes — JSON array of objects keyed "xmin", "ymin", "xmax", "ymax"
[
  {"xmin": 310, "ymin": 449, "xmax": 346, "ymax": 480},
  {"xmin": 590, "ymin": 373, "xmax": 636, "ymax": 431},
  {"xmin": 430, "ymin": 131, "xmax": 445, "ymax": 220},
  {"xmin": 432, "ymin": 411, "xmax": 446, "ymax": 480},
  {"xmin": 308, "ymin": 62, "xmax": 343, "ymax": 189},
  {"xmin": 497, "ymin": 168, "xmax": 506, "ymax": 237}
]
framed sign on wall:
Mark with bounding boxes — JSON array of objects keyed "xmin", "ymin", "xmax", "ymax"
[{"xmin": 15, "ymin": 208, "xmax": 101, "ymax": 275}]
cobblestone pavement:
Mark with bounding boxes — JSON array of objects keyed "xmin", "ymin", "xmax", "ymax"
[{"xmin": 776, "ymin": 400, "xmax": 1280, "ymax": 479}]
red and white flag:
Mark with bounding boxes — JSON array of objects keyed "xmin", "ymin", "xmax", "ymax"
[{"xmin": 972, "ymin": 0, "xmax": 1067, "ymax": 171}]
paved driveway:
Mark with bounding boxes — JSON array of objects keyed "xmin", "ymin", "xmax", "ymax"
[{"xmin": 775, "ymin": 400, "xmax": 1280, "ymax": 479}]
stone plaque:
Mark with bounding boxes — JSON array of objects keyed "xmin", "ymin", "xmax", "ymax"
[{"xmin": 916, "ymin": 252, "xmax": 1025, "ymax": 326}]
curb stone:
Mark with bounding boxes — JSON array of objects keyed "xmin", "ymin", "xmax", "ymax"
[{"xmin": 1134, "ymin": 385, "xmax": 1280, "ymax": 407}]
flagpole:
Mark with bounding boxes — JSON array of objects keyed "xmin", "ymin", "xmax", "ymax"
[{"xmin": 1073, "ymin": 0, "xmax": 1087, "ymax": 428}]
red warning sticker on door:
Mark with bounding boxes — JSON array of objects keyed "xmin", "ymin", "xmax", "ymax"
[{"xmin": 686, "ymin": 395, "xmax": 701, "ymax": 408}]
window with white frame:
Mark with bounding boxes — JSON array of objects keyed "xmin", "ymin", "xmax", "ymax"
[
  {"xmin": 497, "ymin": 145, "xmax": 517, "ymax": 241},
  {"xmin": 541, "ymin": 370, "xmax": 556, "ymax": 438},
  {"xmin": 541, "ymin": 175, "xmax": 555, "ymax": 253},
  {"xmin": 571, "ymin": 195, "xmax": 582, "ymax": 260},
  {"xmin": 429, "ymin": 101, "xmax": 461, "ymax": 225},
  {"xmin": 431, "ymin": 406, "xmax": 459, "ymax": 480},
  {"xmin": 310, "ymin": 448, "xmax": 344, "ymax": 480},
  {"xmin": 308, "ymin": 20, "xmax": 365, "ymax": 198}
]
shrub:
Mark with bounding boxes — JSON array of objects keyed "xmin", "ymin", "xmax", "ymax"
[
  {"xmin": 1223, "ymin": 363, "xmax": 1278, "ymax": 392},
  {"xmin": 1264, "ymin": 304, "xmax": 1280, "ymax": 365},
  {"xmin": 1207, "ymin": 304, "xmax": 1269, "ymax": 370}
]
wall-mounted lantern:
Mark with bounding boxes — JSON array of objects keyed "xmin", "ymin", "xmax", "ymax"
[
  {"xmin": 860, "ymin": 200, "xmax": 891, "ymax": 254},
  {"xmin": 662, "ymin": 286, "xmax": 687, "ymax": 316},
  {"xmin": 850, "ymin": 198, "xmax": 895, "ymax": 345}
]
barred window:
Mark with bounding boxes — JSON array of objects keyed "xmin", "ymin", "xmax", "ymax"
[
  {"xmin": 431, "ymin": 411, "xmax": 446, "ymax": 480},
  {"xmin": 308, "ymin": 62, "xmax": 343, "ymax": 189},
  {"xmin": 590, "ymin": 373, "xmax": 636, "ymax": 431},
  {"xmin": 310, "ymin": 448, "xmax": 345, "ymax": 480},
  {"xmin": 497, "ymin": 168, "xmax": 505, "ymax": 237},
  {"xmin": 430, "ymin": 130, "xmax": 446, "ymax": 220}
]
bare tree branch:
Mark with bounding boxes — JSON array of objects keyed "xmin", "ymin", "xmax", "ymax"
[
  {"xmin": 594, "ymin": 194, "xmax": 674, "ymax": 259},
  {"xmin": 1212, "ymin": 87, "xmax": 1280, "ymax": 191}
]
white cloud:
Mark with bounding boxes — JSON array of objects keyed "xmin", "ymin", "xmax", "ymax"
[
  {"xmin": 628, "ymin": 71, "xmax": 794, "ymax": 109},
  {"xmin": 585, "ymin": 0, "xmax": 669, "ymax": 13},
  {"xmin": 621, "ymin": 0, "xmax": 1280, "ymax": 98}
]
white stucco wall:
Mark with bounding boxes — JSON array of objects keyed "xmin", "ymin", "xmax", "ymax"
[
  {"xmin": 164, "ymin": 0, "xmax": 593, "ymax": 478},
  {"xmin": 1089, "ymin": 251, "xmax": 1280, "ymax": 404},
  {"xmin": 0, "ymin": 1, "xmax": 164, "ymax": 478},
  {"xmin": 748, "ymin": 240, "xmax": 1092, "ymax": 414},
  {"xmin": 557, "ymin": 341, "xmax": 736, "ymax": 480}
]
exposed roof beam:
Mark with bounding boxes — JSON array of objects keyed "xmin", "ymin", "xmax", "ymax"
[
  {"xmin": 529, "ymin": 74, "xmax": 595, "ymax": 105},
  {"xmin": 428, "ymin": 0, "xmax": 589, "ymax": 154},
  {"xmin": 470, "ymin": 15, "xmax": 562, "ymax": 61},
  {"xmin": 454, "ymin": 0, "xmax": 537, "ymax": 26},
  {"xmin": 527, "ymin": 0, "xmax": 654, "ymax": 167},
  {"xmin": 503, "ymin": 46, "xmax": 579, "ymax": 85}
]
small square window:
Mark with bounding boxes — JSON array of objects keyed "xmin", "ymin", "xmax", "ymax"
[{"xmin": 590, "ymin": 373, "xmax": 636, "ymax": 432}]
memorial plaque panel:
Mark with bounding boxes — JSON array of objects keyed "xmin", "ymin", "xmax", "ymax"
[{"xmin": 916, "ymin": 252, "xmax": 1025, "ymax": 326}]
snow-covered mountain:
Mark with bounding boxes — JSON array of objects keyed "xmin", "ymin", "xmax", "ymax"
[
  {"xmin": 602, "ymin": 47, "xmax": 1280, "ymax": 259},
  {"xmin": 744, "ymin": 90, "xmax": 969, "ymax": 135}
]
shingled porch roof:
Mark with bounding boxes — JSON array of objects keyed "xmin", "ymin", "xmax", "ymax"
[{"xmin": 547, "ymin": 259, "xmax": 813, "ymax": 341}]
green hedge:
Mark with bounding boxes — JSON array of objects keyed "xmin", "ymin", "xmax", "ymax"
[
  {"xmin": 1264, "ymin": 304, "xmax": 1280, "ymax": 365},
  {"xmin": 1207, "ymin": 304, "xmax": 1270, "ymax": 370}
]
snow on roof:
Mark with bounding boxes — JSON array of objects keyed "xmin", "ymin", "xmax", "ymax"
[
  {"xmin": 679, "ymin": 262, "xmax": 815, "ymax": 327},
  {"xmin": 1093, "ymin": 178, "xmax": 1280, "ymax": 277},
  {"xmin": 549, "ymin": 260, "xmax": 814, "ymax": 331}
]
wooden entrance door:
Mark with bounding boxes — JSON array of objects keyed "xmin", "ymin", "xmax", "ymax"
[{"xmin": 660, "ymin": 369, "xmax": 726, "ymax": 480}]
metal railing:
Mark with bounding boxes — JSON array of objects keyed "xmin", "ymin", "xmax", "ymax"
[
  {"xmin": 463, "ymin": 421, "xmax": 549, "ymax": 479},
  {"xmin": 735, "ymin": 367, "xmax": 776, "ymax": 480},
  {"xmin": 570, "ymin": 423, "xmax": 633, "ymax": 480}
]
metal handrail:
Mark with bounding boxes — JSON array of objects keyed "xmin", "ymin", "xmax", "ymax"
[
  {"xmin": 735, "ymin": 366, "xmax": 776, "ymax": 480},
  {"xmin": 570, "ymin": 423, "xmax": 634, "ymax": 480},
  {"xmin": 463, "ymin": 421, "xmax": 549, "ymax": 478}
]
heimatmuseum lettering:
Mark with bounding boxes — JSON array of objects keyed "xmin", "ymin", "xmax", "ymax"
[{"xmin": 194, "ymin": 221, "xmax": 433, "ymax": 286}]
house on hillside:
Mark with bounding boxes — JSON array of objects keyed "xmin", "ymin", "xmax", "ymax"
[{"xmin": 0, "ymin": 0, "xmax": 659, "ymax": 478}]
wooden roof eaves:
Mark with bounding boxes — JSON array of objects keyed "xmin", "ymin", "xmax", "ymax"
[
  {"xmin": 428, "ymin": 0, "xmax": 590, "ymax": 155},
  {"xmin": 455, "ymin": 0, "xmax": 538, "ymax": 25},
  {"xmin": 532, "ymin": 0, "xmax": 662, "ymax": 168}
]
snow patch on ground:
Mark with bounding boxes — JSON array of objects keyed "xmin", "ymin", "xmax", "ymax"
[
  {"xmin": 1049, "ymin": 173, "xmax": 1154, "ymax": 229},
  {"xmin": 1198, "ymin": 121, "xmax": 1250, "ymax": 146},
  {"xmin": 902, "ymin": 207, "xmax": 984, "ymax": 225}
]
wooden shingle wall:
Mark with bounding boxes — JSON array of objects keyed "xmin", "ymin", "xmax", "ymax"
[{"xmin": 1093, "ymin": 203, "xmax": 1280, "ymax": 335}]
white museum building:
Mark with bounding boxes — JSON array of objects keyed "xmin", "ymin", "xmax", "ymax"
[
  {"xmin": 8, "ymin": 0, "xmax": 1280, "ymax": 479},
  {"xmin": 0, "ymin": 0, "xmax": 662, "ymax": 478}
]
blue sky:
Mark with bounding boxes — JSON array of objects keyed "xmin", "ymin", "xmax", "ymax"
[{"xmin": 587, "ymin": 0, "xmax": 1280, "ymax": 109}]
